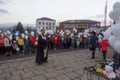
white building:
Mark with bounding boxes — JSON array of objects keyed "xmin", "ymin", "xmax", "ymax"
[{"xmin": 36, "ymin": 17, "xmax": 56, "ymax": 32}]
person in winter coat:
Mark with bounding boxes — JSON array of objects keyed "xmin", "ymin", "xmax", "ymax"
[
  {"xmin": 18, "ymin": 36, "xmax": 24, "ymax": 55},
  {"xmin": 0, "ymin": 34, "xmax": 4, "ymax": 56},
  {"xmin": 53, "ymin": 35, "xmax": 58, "ymax": 50},
  {"xmin": 30, "ymin": 35, "xmax": 37, "ymax": 53},
  {"xmin": 24, "ymin": 35, "xmax": 30, "ymax": 54},
  {"xmin": 89, "ymin": 31, "xmax": 98, "ymax": 59},
  {"xmin": 57, "ymin": 34, "xmax": 61, "ymax": 48},
  {"xmin": 12, "ymin": 40, "xmax": 18, "ymax": 55},
  {"xmin": 36, "ymin": 29, "xmax": 47, "ymax": 65},
  {"xmin": 100, "ymin": 38, "xmax": 109, "ymax": 60},
  {"xmin": 4, "ymin": 34, "xmax": 11, "ymax": 56},
  {"xmin": 79, "ymin": 35, "xmax": 84, "ymax": 48}
]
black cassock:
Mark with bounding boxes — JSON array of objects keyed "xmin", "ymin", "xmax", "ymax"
[{"xmin": 35, "ymin": 34, "xmax": 47, "ymax": 64}]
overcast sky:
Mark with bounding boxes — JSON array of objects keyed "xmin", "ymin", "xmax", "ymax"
[{"xmin": 0, "ymin": 0, "xmax": 119, "ymax": 24}]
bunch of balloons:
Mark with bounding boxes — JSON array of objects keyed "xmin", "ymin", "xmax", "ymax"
[
  {"xmin": 109, "ymin": 2, "xmax": 120, "ymax": 23},
  {"xmin": 104, "ymin": 2, "xmax": 120, "ymax": 53}
]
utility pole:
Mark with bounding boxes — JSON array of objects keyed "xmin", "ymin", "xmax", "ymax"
[{"xmin": 104, "ymin": 0, "xmax": 108, "ymax": 30}]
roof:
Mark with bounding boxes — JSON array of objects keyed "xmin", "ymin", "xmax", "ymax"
[
  {"xmin": 60, "ymin": 20, "xmax": 100, "ymax": 23},
  {"xmin": 37, "ymin": 17, "xmax": 56, "ymax": 21}
]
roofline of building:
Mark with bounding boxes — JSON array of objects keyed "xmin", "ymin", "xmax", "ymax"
[
  {"xmin": 60, "ymin": 19, "xmax": 100, "ymax": 23},
  {"xmin": 36, "ymin": 17, "xmax": 56, "ymax": 21}
]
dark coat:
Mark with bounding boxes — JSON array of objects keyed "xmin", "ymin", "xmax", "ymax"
[
  {"xmin": 35, "ymin": 34, "xmax": 47, "ymax": 64},
  {"xmin": 90, "ymin": 35, "xmax": 97, "ymax": 49}
]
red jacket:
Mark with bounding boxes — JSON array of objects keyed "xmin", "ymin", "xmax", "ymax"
[
  {"xmin": 54, "ymin": 37, "xmax": 58, "ymax": 45},
  {"xmin": 57, "ymin": 36, "xmax": 61, "ymax": 46},
  {"xmin": 0, "ymin": 37, "xmax": 4, "ymax": 46},
  {"xmin": 30, "ymin": 37, "xmax": 37, "ymax": 47},
  {"xmin": 100, "ymin": 39, "xmax": 109, "ymax": 51}
]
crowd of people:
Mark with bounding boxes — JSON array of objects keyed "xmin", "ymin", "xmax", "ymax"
[{"xmin": 0, "ymin": 29, "xmax": 109, "ymax": 60}]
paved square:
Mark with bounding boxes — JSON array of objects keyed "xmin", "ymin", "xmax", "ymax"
[{"xmin": 0, "ymin": 49, "xmax": 113, "ymax": 80}]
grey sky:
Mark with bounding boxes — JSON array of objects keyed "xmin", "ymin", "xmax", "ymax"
[{"xmin": 0, "ymin": 0, "xmax": 119, "ymax": 24}]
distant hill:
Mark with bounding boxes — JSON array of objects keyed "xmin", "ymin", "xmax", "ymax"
[{"xmin": 0, "ymin": 23, "xmax": 36, "ymax": 31}]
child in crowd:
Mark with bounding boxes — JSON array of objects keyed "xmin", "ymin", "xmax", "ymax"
[
  {"xmin": 100, "ymin": 38, "xmax": 109, "ymax": 60},
  {"xmin": 18, "ymin": 36, "xmax": 24, "ymax": 55},
  {"xmin": 12, "ymin": 40, "xmax": 18, "ymax": 55},
  {"xmin": 0, "ymin": 34, "xmax": 4, "ymax": 56},
  {"xmin": 4, "ymin": 34, "xmax": 11, "ymax": 56},
  {"xmin": 30, "ymin": 34, "xmax": 37, "ymax": 53}
]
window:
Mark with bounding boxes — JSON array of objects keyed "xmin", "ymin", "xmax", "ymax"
[
  {"xmin": 49, "ymin": 22, "xmax": 51, "ymax": 25},
  {"xmin": 43, "ymin": 22, "xmax": 44, "ymax": 25},
  {"xmin": 46, "ymin": 22, "xmax": 48, "ymax": 25},
  {"xmin": 53, "ymin": 23, "xmax": 55, "ymax": 25},
  {"xmin": 39, "ymin": 22, "xmax": 41, "ymax": 25},
  {"xmin": 43, "ymin": 27, "xmax": 44, "ymax": 29},
  {"xmin": 49, "ymin": 27, "xmax": 51, "ymax": 29}
]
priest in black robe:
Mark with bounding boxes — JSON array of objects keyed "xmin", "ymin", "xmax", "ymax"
[{"xmin": 35, "ymin": 29, "xmax": 47, "ymax": 65}]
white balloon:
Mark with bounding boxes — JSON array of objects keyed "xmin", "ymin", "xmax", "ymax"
[
  {"xmin": 1, "ymin": 34, "xmax": 4, "ymax": 37},
  {"xmin": 70, "ymin": 33, "xmax": 73, "ymax": 37},
  {"xmin": 98, "ymin": 35, "xmax": 103, "ymax": 42},
  {"xmin": 57, "ymin": 30, "xmax": 59, "ymax": 33},
  {"xmin": 45, "ymin": 30, "xmax": 53, "ymax": 35},
  {"xmin": 73, "ymin": 28, "xmax": 77, "ymax": 33},
  {"xmin": 4, "ymin": 32, "xmax": 7, "ymax": 36},
  {"xmin": 109, "ymin": 11, "xmax": 114, "ymax": 20},
  {"xmin": 114, "ymin": 8, "xmax": 120, "ymax": 17},
  {"xmin": 60, "ymin": 30, "xmax": 62, "ymax": 33},
  {"xmin": 25, "ymin": 31, "xmax": 28, "ymax": 34},
  {"xmin": 113, "ymin": 2, "xmax": 120, "ymax": 10},
  {"xmin": 21, "ymin": 33, "xmax": 25, "ymax": 38},
  {"xmin": 15, "ymin": 33, "xmax": 19, "ymax": 36},
  {"xmin": 31, "ymin": 32, "xmax": 34, "ymax": 36},
  {"xmin": 6, "ymin": 31, "xmax": 11, "ymax": 35},
  {"xmin": 84, "ymin": 34, "xmax": 87, "ymax": 38},
  {"xmin": 112, "ymin": 23, "xmax": 120, "ymax": 38},
  {"xmin": 35, "ymin": 42, "xmax": 37, "ymax": 45},
  {"xmin": 25, "ymin": 35, "xmax": 28, "ymax": 39},
  {"xmin": 114, "ymin": 41, "xmax": 120, "ymax": 53},
  {"xmin": 16, "ymin": 47, "xmax": 20, "ymax": 51},
  {"xmin": 9, "ymin": 34, "xmax": 13, "ymax": 40},
  {"xmin": 108, "ymin": 36, "xmax": 118, "ymax": 48},
  {"xmin": 109, "ymin": 8, "xmax": 120, "ymax": 20},
  {"xmin": 103, "ymin": 27, "xmax": 112, "ymax": 40},
  {"xmin": 36, "ymin": 37, "xmax": 38, "ymax": 41},
  {"xmin": 61, "ymin": 32, "xmax": 64, "ymax": 36},
  {"xmin": 16, "ymin": 37, "xmax": 19, "ymax": 41}
]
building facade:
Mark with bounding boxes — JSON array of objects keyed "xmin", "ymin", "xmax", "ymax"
[
  {"xmin": 36, "ymin": 17, "xmax": 56, "ymax": 32},
  {"xmin": 59, "ymin": 20, "xmax": 100, "ymax": 32}
]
